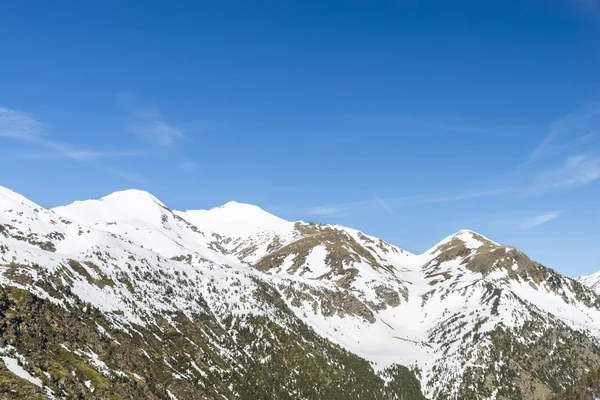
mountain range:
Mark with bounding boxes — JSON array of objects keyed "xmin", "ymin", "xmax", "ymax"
[{"xmin": 1, "ymin": 185, "xmax": 600, "ymax": 399}]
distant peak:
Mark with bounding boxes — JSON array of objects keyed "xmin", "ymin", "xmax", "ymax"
[
  {"xmin": 214, "ymin": 200, "xmax": 265, "ymax": 211},
  {"xmin": 208, "ymin": 200, "xmax": 270, "ymax": 215},
  {"xmin": 450, "ymin": 229, "xmax": 498, "ymax": 244},
  {"xmin": 100, "ymin": 189, "xmax": 167, "ymax": 208},
  {"xmin": 51, "ymin": 188, "xmax": 171, "ymax": 226},
  {"xmin": 101, "ymin": 188, "xmax": 157, "ymax": 199},
  {"xmin": 454, "ymin": 229, "xmax": 477, "ymax": 236},
  {"xmin": 220, "ymin": 200, "xmax": 245, "ymax": 207},
  {"xmin": 427, "ymin": 229, "xmax": 499, "ymax": 254},
  {"xmin": 177, "ymin": 200, "xmax": 294, "ymax": 238}
]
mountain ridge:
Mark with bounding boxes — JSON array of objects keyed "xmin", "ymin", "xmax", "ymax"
[
  {"xmin": 54, "ymin": 188, "xmax": 498, "ymax": 259},
  {"xmin": 2, "ymin": 185, "xmax": 600, "ymax": 399}
]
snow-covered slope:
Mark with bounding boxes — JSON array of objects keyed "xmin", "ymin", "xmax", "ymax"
[
  {"xmin": 576, "ymin": 270, "xmax": 600, "ymax": 292},
  {"xmin": 2, "ymin": 186, "xmax": 600, "ymax": 399},
  {"xmin": 175, "ymin": 201, "xmax": 301, "ymax": 264},
  {"xmin": 177, "ymin": 201, "xmax": 294, "ymax": 240}
]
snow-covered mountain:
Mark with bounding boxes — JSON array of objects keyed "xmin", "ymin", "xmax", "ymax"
[
  {"xmin": 576, "ymin": 270, "xmax": 600, "ymax": 293},
  {"xmin": 1, "ymin": 185, "xmax": 599, "ymax": 399}
]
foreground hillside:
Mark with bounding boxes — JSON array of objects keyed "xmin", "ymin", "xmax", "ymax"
[
  {"xmin": 0, "ymin": 188, "xmax": 424, "ymax": 399},
  {"xmin": 1, "ymin": 186, "xmax": 600, "ymax": 399},
  {"xmin": 552, "ymin": 367, "xmax": 600, "ymax": 400},
  {"xmin": 0, "ymin": 281, "xmax": 424, "ymax": 399}
]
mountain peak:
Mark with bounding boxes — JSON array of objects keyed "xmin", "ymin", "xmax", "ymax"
[
  {"xmin": 52, "ymin": 189, "xmax": 169, "ymax": 226},
  {"xmin": 451, "ymin": 229, "xmax": 492, "ymax": 239},
  {"xmin": 213, "ymin": 200, "xmax": 265, "ymax": 212},
  {"xmin": 577, "ymin": 270, "xmax": 600, "ymax": 291},
  {"xmin": 429, "ymin": 229, "xmax": 498, "ymax": 255},
  {"xmin": 177, "ymin": 201, "xmax": 293, "ymax": 239},
  {"xmin": 99, "ymin": 189, "xmax": 167, "ymax": 208},
  {"xmin": 454, "ymin": 228, "xmax": 478, "ymax": 236}
]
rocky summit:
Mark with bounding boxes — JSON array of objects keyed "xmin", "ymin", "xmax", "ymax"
[{"xmin": 1, "ymin": 186, "xmax": 600, "ymax": 399}]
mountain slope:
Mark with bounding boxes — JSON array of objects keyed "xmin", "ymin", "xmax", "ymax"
[
  {"xmin": 2, "ymin": 186, "xmax": 600, "ymax": 399},
  {"xmin": 1, "ymin": 187, "xmax": 426, "ymax": 399},
  {"xmin": 576, "ymin": 270, "xmax": 600, "ymax": 293},
  {"xmin": 552, "ymin": 366, "xmax": 600, "ymax": 399}
]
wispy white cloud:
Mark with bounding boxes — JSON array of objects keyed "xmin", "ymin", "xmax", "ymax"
[
  {"xmin": 527, "ymin": 104, "xmax": 600, "ymax": 163},
  {"xmin": 375, "ymin": 197, "xmax": 397, "ymax": 215},
  {"xmin": 103, "ymin": 167, "xmax": 147, "ymax": 183},
  {"xmin": 519, "ymin": 212, "xmax": 560, "ymax": 230},
  {"xmin": 25, "ymin": 149, "xmax": 140, "ymax": 161},
  {"xmin": 298, "ymin": 187, "xmax": 518, "ymax": 217},
  {"xmin": 0, "ymin": 106, "xmax": 143, "ymax": 180},
  {"xmin": 485, "ymin": 104, "xmax": 600, "ymax": 196},
  {"xmin": 0, "ymin": 107, "xmax": 44, "ymax": 140},
  {"xmin": 116, "ymin": 92, "xmax": 185, "ymax": 146},
  {"xmin": 570, "ymin": 0, "xmax": 600, "ymax": 12},
  {"xmin": 290, "ymin": 196, "xmax": 414, "ymax": 216},
  {"xmin": 0, "ymin": 106, "xmax": 140, "ymax": 161},
  {"xmin": 129, "ymin": 119, "xmax": 184, "ymax": 146},
  {"xmin": 489, "ymin": 210, "xmax": 562, "ymax": 232},
  {"xmin": 376, "ymin": 114, "xmax": 501, "ymax": 135},
  {"xmin": 534, "ymin": 154, "xmax": 600, "ymax": 189},
  {"xmin": 303, "ymin": 200, "xmax": 374, "ymax": 216},
  {"xmin": 180, "ymin": 160, "xmax": 196, "ymax": 172},
  {"xmin": 290, "ymin": 186, "xmax": 522, "ymax": 217},
  {"xmin": 520, "ymin": 105, "xmax": 600, "ymax": 192},
  {"xmin": 427, "ymin": 187, "xmax": 515, "ymax": 203},
  {"xmin": 306, "ymin": 206, "xmax": 348, "ymax": 216},
  {"xmin": 285, "ymin": 105, "xmax": 600, "ymax": 218}
]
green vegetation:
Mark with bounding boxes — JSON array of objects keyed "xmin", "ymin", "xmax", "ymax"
[
  {"xmin": 0, "ymin": 278, "xmax": 426, "ymax": 399},
  {"xmin": 553, "ymin": 367, "xmax": 600, "ymax": 400}
]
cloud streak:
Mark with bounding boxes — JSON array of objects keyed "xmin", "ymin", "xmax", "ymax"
[
  {"xmin": 292, "ymin": 185, "xmax": 526, "ymax": 217},
  {"xmin": 534, "ymin": 154, "xmax": 600, "ymax": 190},
  {"xmin": 570, "ymin": 0, "xmax": 600, "ymax": 13},
  {"xmin": 306, "ymin": 206, "xmax": 348, "ymax": 216},
  {"xmin": 527, "ymin": 104, "xmax": 600, "ymax": 164},
  {"xmin": 103, "ymin": 167, "xmax": 147, "ymax": 183},
  {"xmin": 518, "ymin": 105, "xmax": 600, "ymax": 193},
  {"xmin": 519, "ymin": 212, "xmax": 560, "ymax": 230},
  {"xmin": 0, "ymin": 107, "xmax": 44, "ymax": 140},
  {"xmin": 427, "ymin": 187, "xmax": 515, "ymax": 203},
  {"xmin": 375, "ymin": 114, "xmax": 502, "ymax": 136},
  {"xmin": 289, "ymin": 104, "xmax": 600, "ymax": 218},
  {"xmin": 0, "ymin": 107, "xmax": 140, "ymax": 161},
  {"xmin": 0, "ymin": 106, "xmax": 143, "ymax": 182},
  {"xmin": 294, "ymin": 196, "xmax": 413, "ymax": 216},
  {"xmin": 375, "ymin": 197, "xmax": 397, "ymax": 215},
  {"xmin": 180, "ymin": 160, "xmax": 196, "ymax": 172},
  {"xmin": 116, "ymin": 92, "xmax": 185, "ymax": 146},
  {"xmin": 25, "ymin": 148, "xmax": 140, "ymax": 162}
]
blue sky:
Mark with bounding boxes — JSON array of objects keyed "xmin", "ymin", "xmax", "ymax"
[{"xmin": 1, "ymin": 0, "xmax": 599, "ymax": 276}]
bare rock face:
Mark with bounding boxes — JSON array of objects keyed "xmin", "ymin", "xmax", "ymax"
[
  {"xmin": 376, "ymin": 285, "xmax": 403, "ymax": 306},
  {"xmin": 318, "ymin": 289, "xmax": 376, "ymax": 323}
]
